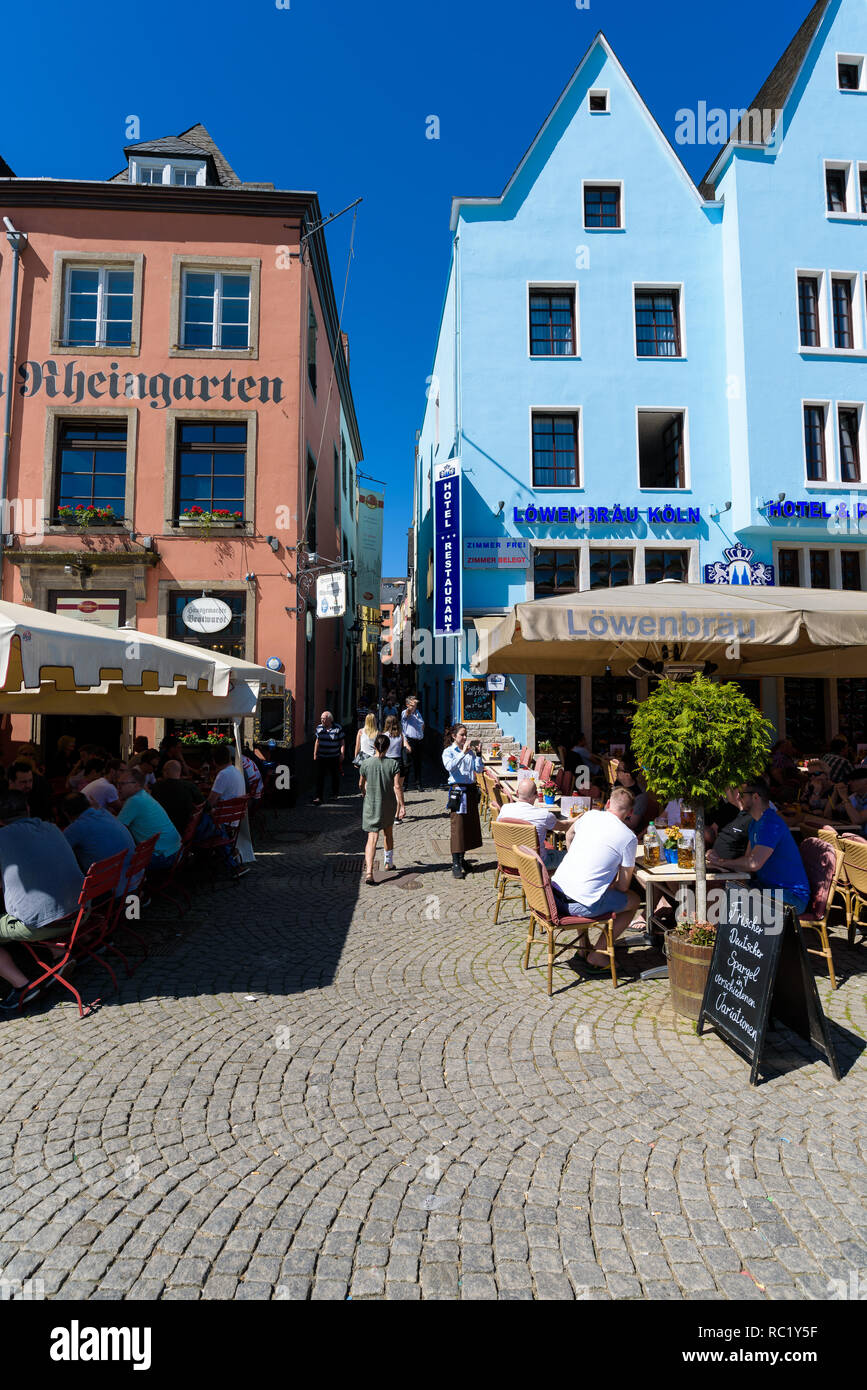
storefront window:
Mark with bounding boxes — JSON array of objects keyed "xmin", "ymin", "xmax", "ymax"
[
  {"xmin": 809, "ymin": 550, "xmax": 831, "ymax": 588},
  {"xmin": 837, "ymin": 679, "xmax": 867, "ymax": 747},
  {"xmin": 589, "ymin": 549, "xmax": 633, "ymax": 589},
  {"xmin": 168, "ymin": 591, "xmax": 245, "ymax": 659},
  {"xmin": 645, "ymin": 549, "xmax": 688, "ymax": 584},
  {"xmin": 591, "ymin": 674, "xmax": 636, "ymax": 751},
  {"xmin": 533, "ymin": 550, "xmax": 579, "ymax": 595},
  {"xmin": 841, "ymin": 551, "xmax": 862, "ymax": 590},
  {"xmin": 534, "ymin": 676, "xmax": 582, "ymax": 748},
  {"xmin": 778, "ymin": 549, "xmax": 801, "ymax": 587},
  {"xmin": 784, "ymin": 678, "xmax": 825, "ymax": 753}
]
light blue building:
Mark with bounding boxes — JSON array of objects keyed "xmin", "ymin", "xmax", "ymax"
[{"xmin": 411, "ymin": 0, "xmax": 867, "ymax": 756}]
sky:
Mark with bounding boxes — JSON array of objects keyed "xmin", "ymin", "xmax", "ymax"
[{"xmin": 0, "ymin": 0, "xmax": 814, "ymax": 574}]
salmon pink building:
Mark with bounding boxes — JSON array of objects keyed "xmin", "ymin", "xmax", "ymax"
[{"xmin": 0, "ymin": 124, "xmax": 364, "ymax": 764}]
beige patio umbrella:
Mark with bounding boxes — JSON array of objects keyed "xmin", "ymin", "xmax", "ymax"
[{"xmin": 470, "ymin": 583, "xmax": 867, "ymax": 678}]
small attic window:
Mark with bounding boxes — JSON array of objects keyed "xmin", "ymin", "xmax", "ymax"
[
  {"xmin": 589, "ymin": 90, "xmax": 609, "ymax": 113},
  {"xmin": 130, "ymin": 158, "xmax": 207, "ymax": 186},
  {"xmin": 837, "ymin": 55, "xmax": 865, "ymax": 91}
]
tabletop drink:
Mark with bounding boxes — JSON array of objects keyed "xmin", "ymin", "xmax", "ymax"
[
  {"xmin": 681, "ymin": 805, "xmax": 695, "ymax": 830},
  {"xmin": 643, "ymin": 822, "xmax": 661, "ymax": 866}
]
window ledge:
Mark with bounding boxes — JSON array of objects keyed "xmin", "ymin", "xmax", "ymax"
[
  {"xmin": 48, "ymin": 522, "xmax": 129, "ymax": 534},
  {"xmin": 582, "ymin": 226, "xmax": 626, "ymax": 233},
  {"xmin": 635, "ymin": 355, "xmax": 687, "ymax": 362},
  {"xmin": 529, "ymin": 354, "xmax": 581, "ymax": 361},
  {"xmin": 169, "ymin": 347, "xmax": 258, "ymax": 360},
  {"xmin": 803, "ymin": 482, "xmax": 867, "ymax": 491},
  {"xmin": 825, "ymin": 212, "xmax": 864, "ymax": 222},
  {"xmin": 50, "ymin": 345, "xmax": 139, "ymax": 357},
  {"xmin": 799, "ymin": 347, "xmax": 867, "ymax": 359}
]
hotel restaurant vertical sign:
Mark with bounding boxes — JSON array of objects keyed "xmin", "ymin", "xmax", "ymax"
[{"xmin": 433, "ymin": 458, "xmax": 462, "ymax": 638}]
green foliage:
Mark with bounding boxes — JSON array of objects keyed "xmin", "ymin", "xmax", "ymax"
[{"xmin": 630, "ymin": 675, "xmax": 772, "ymax": 806}]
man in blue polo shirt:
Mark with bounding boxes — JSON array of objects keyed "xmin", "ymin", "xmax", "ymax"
[{"xmin": 708, "ymin": 778, "xmax": 810, "ymax": 913}]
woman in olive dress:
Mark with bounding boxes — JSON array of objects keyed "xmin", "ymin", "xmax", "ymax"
[{"xmin": 359, "ymin": 733, "xmax": 406, "ymax": 885}]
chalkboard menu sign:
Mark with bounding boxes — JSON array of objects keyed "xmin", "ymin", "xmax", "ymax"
[
  {"xmin": 461, "ymin": 679, "xmax": 495, "ymax": 723},
  {"xmin": 697, "ymin": 892, "xmax": 839, "ymax": 1086}
]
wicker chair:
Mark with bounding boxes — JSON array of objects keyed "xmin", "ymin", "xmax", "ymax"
[
  {"xmin": 475, "ymin": 770, "xmax": 490, "ymax": 827},
  {"xmin": 490, "ymin": 817, "xmax": 536, "ymax": 923},
  {"xmin": 798, "ymin": 836, "xmax": 845, "ymax": 990},
  {"xmin": 514, "ymin": 845, "xmax": 619, "ymax": 994},
  {"xmin": 837, "ymin": 837, "xmax": 867, "ymax": 946}
]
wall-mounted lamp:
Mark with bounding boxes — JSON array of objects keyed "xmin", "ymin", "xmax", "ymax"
[
  {"xmin": 140, "ymin": 535, "xmax": 154, "ymax": 551},
  {"xmin": 710, "ymin": 500, "xmax": 732, "ymax": 520},
  {"xmin": 778, "ymin": 491, "xmax": 786, "ymax": 503},
  {"xmin": 244, "ymin": 572, "xmax": 256, "ymax": 583},
  {"xmin": 496, "ymin": 501, "xmax": 505, "ymax": 516},
  {"xmin": 265, "ymin": 535, "xmax": 280, "ymax": 553},
  {"xmin": 2, "ymin": 533, "xmax": 13, "ymax": 547}
]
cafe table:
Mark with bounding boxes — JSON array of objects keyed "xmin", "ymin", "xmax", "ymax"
[{"xmin": 632, "ymin": 849, "xmax": 748, "ymax": 981}]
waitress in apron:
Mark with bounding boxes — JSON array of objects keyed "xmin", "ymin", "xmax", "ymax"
[{"xmin": 442, "ymin": 724, "xmax": 484, "ymax": 879}]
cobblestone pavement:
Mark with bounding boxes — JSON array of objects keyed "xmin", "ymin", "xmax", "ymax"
[{"xmin": 1, "ymin": 783, "xmax": 866, "ymax": 1302}]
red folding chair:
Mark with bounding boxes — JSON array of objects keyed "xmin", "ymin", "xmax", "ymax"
[
  {"xmin": 18, "ymin": 852, "xmax": 127, "ymax": 1016},
  {"xmin": 519, "ymin": 746, "xmax": 532, "ymax": 768},
  {"xmin": 151, "ymin": 806, "xmax": 204, "ymax": 915},
  {"xmin": 194, "ymin": 796, "xmax": 250, "ymax": 873},
  {"xmin": 99, "ymin": 833, "xmax": 160, "ymax": 974},
  {"xmin": 555, "ymin": 768, "xmax": 574, "ymax": 794}
]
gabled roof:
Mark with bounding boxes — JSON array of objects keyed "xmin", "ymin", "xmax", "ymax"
[
  {"xmin": 699, "ymin": 0, "xmax": 834, "ymax": 196},
  {"xmin": 450, "ymin": 30, "xmax": 709, "ymax": 229},
  {"xmin": 110, "ymin": 122, "xmax": 243, "ymax": 186}
]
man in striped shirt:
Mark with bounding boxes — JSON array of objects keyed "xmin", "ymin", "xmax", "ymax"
[{"xmin": 313, "ymin": 711, "xmax": 344, "ymax": 804}]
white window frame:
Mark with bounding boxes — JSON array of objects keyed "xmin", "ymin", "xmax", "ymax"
[
  {"xmin": 836, "ymin": 401, "xmax": 866, "ymax": 487},
  {"xmin": 529, "ymin": 405, "xmax": 583, "ymax": 490},
  {"xmin": 635, "ymin": 406, "xmax": 690, "ymax": 491},
  {"xmin": 526, "ymin": 539, "xmax": 699, "ymax": 598},
  {"xmin": 180, "ymin": 268, "xmax": 251, "ymax": 351},
  {"xmin": 581, "ymin": 179, "xmax": 625, "ymax": 232},
  {"xmin": 824, "ymin": 160, "xmax": 855, "ymax": 218},
  {"xmin": 774, "ymin": 543, "xmax": 843, "ymax": 590},
  {"xmin": 836, "ymin": 53, "xmax": 866, "ymax": 92},
  {"xmin": 795, "ymin": 268, "xmax": 828, "ymax": 352},
  {"xmin": 128, "ymin": 157, "xmax": 207, "ymax": 187},
  {"xmin": 588, "ymin": 89, "xmax": 610, "ymax": 113},
  {"xmin": 802, "ymin": 398, "xmax": 834, "ymax": 485},
  {"xmin": 526, "ymin": 282, "xmax": 580, "ymax": 359},
  {"xmin": 61, "ymin": 263, "xmax": 136, "ymax": 350},
  {"xmin": 632, "ymin": 282, "xmax": 686, "ymax": 360},
  {"xmin": 829, "ymin": 271, "xmax": 864, "ymax": 351}
]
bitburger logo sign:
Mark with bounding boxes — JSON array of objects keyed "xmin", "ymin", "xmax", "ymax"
[{"xmin": 2, "ymin": 360, "xmax": 284, "ymax": 408}]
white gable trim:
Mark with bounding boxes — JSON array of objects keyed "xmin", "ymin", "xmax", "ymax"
[{"xmin": 450, "ymin": 31, "xmax": 710, "ymax": 230}]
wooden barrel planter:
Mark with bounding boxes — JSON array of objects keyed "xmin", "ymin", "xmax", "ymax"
[{"xmin": 664, "ymin": 932, "xmax": 714, "ymax": 1021}]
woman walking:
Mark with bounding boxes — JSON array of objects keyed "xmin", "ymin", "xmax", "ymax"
[
  {"xmin": 359, "ymin": 733, "xmax": 406, "ymax": 885},
  {"xmin": 354, "ymin": 712, "xmax": 379, "ymax": 765},
  {"xmin": 383, "ymin": 715, "xmax": 404, "ymax": 763},
  {"xmin": 442, "ymin": 724, "xmax": 484, "ymax": 879}
]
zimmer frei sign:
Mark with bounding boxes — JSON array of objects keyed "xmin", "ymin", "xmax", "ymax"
[
  {"xmin": 433, "ymin": 458, "xmax": 462, "ymax": 638},
  {"xmin": 1, "ymin": 360, "xmax": 284, "ymax": 407}
]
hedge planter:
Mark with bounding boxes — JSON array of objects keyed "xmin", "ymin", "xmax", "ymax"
[{"xmin": 664, "ymin": 931, "xmax": 714, "ymax": 1021}]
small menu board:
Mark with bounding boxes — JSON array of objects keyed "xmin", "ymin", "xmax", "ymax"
[
  {"xmin": 461, "ymin": 679, "xmax": 495, "ymax": 723},
  {"xmin": 697, "ymin": 892, "xmax": 839, "ymax": 1086}
]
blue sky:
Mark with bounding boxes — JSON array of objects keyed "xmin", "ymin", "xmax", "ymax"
[{"xmin": 0, "ymin": 0, "xmax": 811, "ymax": 572}]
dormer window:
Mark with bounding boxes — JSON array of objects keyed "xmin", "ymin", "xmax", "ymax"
[
  {"xmin": 589, "ymin": 90, "xmax": 609, "ymax": 113},
  {"xmin": 130, "ymin": 157, "xmax": 207, "ymax": 186}
]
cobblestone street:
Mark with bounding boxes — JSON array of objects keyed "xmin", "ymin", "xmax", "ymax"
[{"xmin": 1, "ymin": 784, "xmax": 866, "ymax": 1302}]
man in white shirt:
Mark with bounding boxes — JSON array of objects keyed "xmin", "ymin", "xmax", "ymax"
[
  {"xmin": 551, "ymin": 787, "xmax": 640, "ymax": 969},
  {"xmin": 209, "ymin": 746, "xmax": 246, "ymax": 806},
  {"xmin": 82, "ymin": 760, "xmax": 122, "ymax": 812},
  {"xmin": 497, "ymin": 781, "xmax": 569, "ymax": 862}
]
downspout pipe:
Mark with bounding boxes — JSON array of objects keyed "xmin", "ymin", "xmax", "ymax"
[{"xmin": 1, "ymin": 217, "xmax": 27, "ymax": 577}]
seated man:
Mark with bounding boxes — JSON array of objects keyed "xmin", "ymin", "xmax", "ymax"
[
  {"xmin": 833, "ymin": 768, "xmax": 867, "ymax": 837},
  {"xmin": 550, "ymin": 786, "xmax": 641, "ymax": 971},
  {"xmin": 497, "ymin": 780, "xmax": 569, "ymax": 864},
  {"xmin": 708, "ymin": 779, "xmax": 810, "ymax": 913},
  {"xmin": 823, "ymin": 735, "xmax": 854, "ymax": 785},
  {"xmin": 63, "ymin": 793, "xmax": 137, "ymax": 895},
  {"xmin": 706, "ymin": 787, "xmax": 752, "ymax": 858},
  {"xmin": 0, "ymin": 791, "xmax": 85, "ymax": 1010},
  {"xmin": 7, "ymin": 759, "xmax": 54, "ymax": 821},
  {"xmin": 209, "ymin": 745, "xmax": 246, "ymax": 808},
  {"xmin": 799, "ymin": 761, "xmax": 836, "ymax": 816},
  {"xmin": 116, "ymin": 767, "xmax": 181, "ymax": 872},
  {"xmin": 82, "ymin": 758, "xmax": 123, "ymax": 812},
  {"xmin": 153, "ymin": 759, "xmax": 205, "ymax": 834},
  {"xmin": 241, "ymin": 746, "xmax": 264, "ymax": 801}
]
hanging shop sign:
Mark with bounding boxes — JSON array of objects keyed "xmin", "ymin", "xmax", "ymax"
[
  {"xmin": 356, "ymin": 487, "xmax": 384, "ymax": 605},
  {"xmin": 704, "ymin": 544, "xmax": 775, "ymax": 586},
  {"xmin": 4, "ymin": 361, "xmax": 284, "ymax": 408},
  {"xmin": 464, "ymin": 538, "xmax": 530, "ymax": 569},
  {"xmin": 316, "ymin": 572, "xmax": 347, "ymax": 618},
  {"xmin": 511, "ymin": 502, "xmax": 701, "ymax": 526},
  {"xmin": 181, "ymin": 597, "xmax": 233, "ymax": 633},
  {"xmin": 433, "ymin": 458, "xmax": 462, "ymax": 638}
]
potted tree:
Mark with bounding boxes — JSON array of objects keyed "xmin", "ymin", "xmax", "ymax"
[{"xmin": 630, "ymin": 675, "xmax": 772, "ymax": 1019}]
